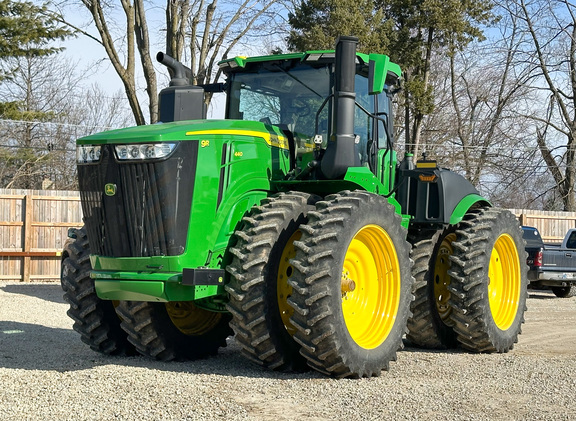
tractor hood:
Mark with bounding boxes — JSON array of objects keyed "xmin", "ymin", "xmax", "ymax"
[{"xmin": 77, "ymin": 119, "xmax": 288, "ymax": 146}]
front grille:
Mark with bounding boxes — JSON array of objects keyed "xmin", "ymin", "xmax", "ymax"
[{"xmin": 78, "ymin": 142, "xmax": 198, "ymax": 257}]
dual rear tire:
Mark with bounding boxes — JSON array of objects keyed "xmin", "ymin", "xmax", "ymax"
[
  {"xmin": 407, "ymin": 207, "xmax": 528, "ymax": 352},
  {"xmin": 227, "ymin": 190, "xmax": 414, "ymax": 378}
]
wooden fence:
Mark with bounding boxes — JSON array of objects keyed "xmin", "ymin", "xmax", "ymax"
[
  {"xmin": 509, "ymin": 209, "xmax": 576, "ymax": 243},
  {"xmin": 1, "ymin": 188, "xmax": 576, "ymax": 282},
  {"xmin": 0, "ymin": 189, "xmax": 82, "ymax": 282}
]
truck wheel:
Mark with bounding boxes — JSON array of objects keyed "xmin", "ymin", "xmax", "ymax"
[
  {"xmin": 551, "ymin": 286, "xmax": 576, "ymax": 298},
  {"xmin": 447, "ymin": 207, "xmax": 528, "ymax": 352},
  {"xmin": 116, "ymin": 301, "xmax": 232, "ymax": 361},
  {"xmin": 406, "ymin": 229, "xmax": 458, "ymax": 349},
  {"xmin": 226, "ymin": 191, "xmax": 320, "ymax": 371},
  {"xmin": 60, "ymin": 227, "xmax": 134, "ymax": 355},
  {"xmin": 288, "ymin": 191, "xmax": 413, "ymax": 378}
]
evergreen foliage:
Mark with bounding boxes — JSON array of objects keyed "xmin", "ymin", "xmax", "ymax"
[
  {"xmin": 0, "ymin": 0, "xmax": 72, "ymax": 189},
  {"xmin": 0, "ymin": 0, "xmax": 70, "ymax": 60},
  {"xmin": 288, "ymin": 0, "xmax": 494, "ymax": 156}
]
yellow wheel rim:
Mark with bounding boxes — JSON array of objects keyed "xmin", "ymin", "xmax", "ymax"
[
  {"xmin": 165, "ymin": 301, "xmax": 222, "ymax": 336},
  {"xmin": 488, "ymin": 234, "xmax": 521, "ymax": 330},
  {"xmin": 341, "ymin": 225, "xmax": 401, "ymax": 349},
  {"xmin": 277, "ymin": 230, "xmax": 300, "ymax": 336},
  {"xmin": 434, "ymin": 233, "xmax": 456, "ymax": 322}
]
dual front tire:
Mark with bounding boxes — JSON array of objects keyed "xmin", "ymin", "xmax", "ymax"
[
  {"xmin": 115, "ymin": 300, "xmax": 231, "ymax": 361},
  {"xmin": 60, "ymin": 227, "xmax": 134, "ymax": 356},
  {"xmin": 61, "ymin": 228, "xmax": 231, "ymax": 361},
  {"xmin": 289, "ymin": 191, "xmax": 413, "ymax": 378}
]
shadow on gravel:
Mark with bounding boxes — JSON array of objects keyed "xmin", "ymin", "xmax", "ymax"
[
  {"xmin": 0, "ymin": 320, "xmax": 91, "ymax": 371},
  {"xmin": 114, "ymin": 342, "xmax": 325, "ymax": 381},
  {"xmin": 402, "ymin": 343, "xmax": 466, "ymax": 356},
  {"xmin": 0, "ymin": 320, "xmax": 323, "ymax": 379},
  {"xmin": 1, "ymin": 283, "xmax": 64, "ymax": 304},
  {"xmin": 528, "ymin": 291, "xmax": 557, "ymax": 300}
]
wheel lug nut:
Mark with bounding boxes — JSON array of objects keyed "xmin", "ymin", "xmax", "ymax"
[{"xmin": 341, "ymin": 279, "xmax": 356, "ymax": 292}]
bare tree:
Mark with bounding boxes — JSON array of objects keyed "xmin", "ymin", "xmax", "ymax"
[
  {"xmin": 187, "ymin": 0, "xmax": 280, "ymax": 87},
  {"xmin": 58, "ymin": 0, "xmax": 157, "ymax": 125},
  {"xmin": 0, "ymin": 53, "xmax": 82, "ymax": 188},
  {"xmin": 58, "ymin": 0, "xmax": 283, "ymax": 124},
  {"xmin": 0, "ymin": 53, "xmax": 132, "ymax": 189},
  {"xmin": 446, "ymin": 8, "xmax": 533, "ymax": 185},
  {"xmin": 508, "ymin": 0, "xmax": 576, "ymax": 211},
  {"xmin": 405, "ymin": 2, "xmax": 564, "ymax": 209}
]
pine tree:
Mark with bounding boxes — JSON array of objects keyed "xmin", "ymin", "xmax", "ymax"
[
  {"xmin": 0, "ymin": 0, "xmax": 72, "ymax": 188},
  {"xmin": 0, "ymin": 0, "xmax": 70, "ymax": 60},
  {"xmin": 288, "ymin": 0, "xmax": 494, "ymax": 159}
]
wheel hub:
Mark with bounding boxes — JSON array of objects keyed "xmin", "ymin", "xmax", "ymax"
[
  {"xmin": 488, "ymin": 234, "xmax": 521, "ymax": 330},
  {"xmin": 341, "ymin": 271, "xmax": 356, "ymax": 293},
  {"xmin": 341, "ymin": 225, "xmax": 401, "ymax": 350}
]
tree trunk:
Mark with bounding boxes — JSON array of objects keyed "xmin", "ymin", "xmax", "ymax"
[
  {"xmin": 81, "ymin": 0, "xmax": 146, "ymax": 125},
  {"xmin": 411, "ymin": 28, "xmax": 434, "ymax": 162},
  {"xmin": 134, "ymin": 0, "xmax": 158, "ymax": 123}
]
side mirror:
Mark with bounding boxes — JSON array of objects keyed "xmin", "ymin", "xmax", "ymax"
[
  {"xmin": 368, "ymin": 54, "xmax": 402, "ymax": 95},
  {"xmin": 368, "ymin": 54, "xmax": 387, "ymax": 95}
]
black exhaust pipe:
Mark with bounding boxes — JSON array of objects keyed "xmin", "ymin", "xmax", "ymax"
[
  {"xmin": 320, "ymin": 36, "xmax": 360, "ymax": 179},
  {"xmin": 156, "ymin": 52, "xmax": 205, "ymax": 122},
  {"xmin": 157, "ymin": 52, "xmax": 193, "ymax": 86}
]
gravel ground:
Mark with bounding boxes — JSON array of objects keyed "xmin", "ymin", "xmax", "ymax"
[{"xmin": 0, "ymin": 282, "xmax": 575, "ymax": 421}]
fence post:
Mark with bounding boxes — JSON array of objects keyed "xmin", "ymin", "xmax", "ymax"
[
  {"xmin": 22, "ymin": 194, "xmax": 33, "ymax": 282},
  {"xmin": 519, "ymin": 213, "xmax": 528, "ymax": 227}
]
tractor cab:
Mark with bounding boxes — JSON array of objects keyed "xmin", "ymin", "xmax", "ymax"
[
  {"xmin": 219, "ymin": 50, "xmax": 399, "ymax": 179},
  {"xmin": 157, "ymin": 38, "xmax": 401, "ymax": 187}
]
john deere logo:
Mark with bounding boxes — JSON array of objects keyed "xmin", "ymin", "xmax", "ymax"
[{"xmin": 105, "ymin": 183, "xmax": 117, "ymax": 196}]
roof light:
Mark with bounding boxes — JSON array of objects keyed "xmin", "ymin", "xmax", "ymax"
[{"xmin": 306, "ymin": 53, "xmax": 323, "ymax": 61}]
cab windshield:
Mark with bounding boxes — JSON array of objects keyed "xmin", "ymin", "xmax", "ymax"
[
  {"xmin": 225, "ymin": 60, "xmax": 392, "ymax": 169},
  {"xmin": 226, "ymin": 63, "xmax": 332, "ymax": 142}
]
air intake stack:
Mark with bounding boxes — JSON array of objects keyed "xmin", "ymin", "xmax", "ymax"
[{"xmin": 320, "ymin": 36, "xmax": 360, "ymax": 179}]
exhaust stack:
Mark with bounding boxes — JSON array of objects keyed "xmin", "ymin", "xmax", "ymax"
[
  {"xmin": 320, "ymin": 36, "xmax": 360, "ymax": 179},
  {"xmin": 156, "ymin": 52, "xmax": 205, "ymax": 122},
  {"xmin": 157, "ymin": 52, "xmax": 193, "ymax": 86}
]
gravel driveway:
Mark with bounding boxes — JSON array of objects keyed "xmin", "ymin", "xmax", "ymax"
[{"xmin": 0, "ymin": 282, "xmax": 575, "ymax": 420}]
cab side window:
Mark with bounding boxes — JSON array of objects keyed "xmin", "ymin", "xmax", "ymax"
[
  {"xmin": 376, "ymin": 91, "xmax": 390, "ymax": 149},
  {"xmin": 354, "ymin": 74, "xmax": 374, "ymax": 166}
]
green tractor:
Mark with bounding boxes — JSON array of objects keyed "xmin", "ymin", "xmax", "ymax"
[{"xmin": 60, "ymin": 37, "xmax": 528, "ymax": 378}]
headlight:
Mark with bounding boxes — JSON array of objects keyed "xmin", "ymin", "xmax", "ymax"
[
  {"xmin": 77, "ymin": 145, "xmax": 101, "ymax": 163},
  {"xmin": 115, "ymin": 143, "xmax": 176, "ymax": 160}
]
